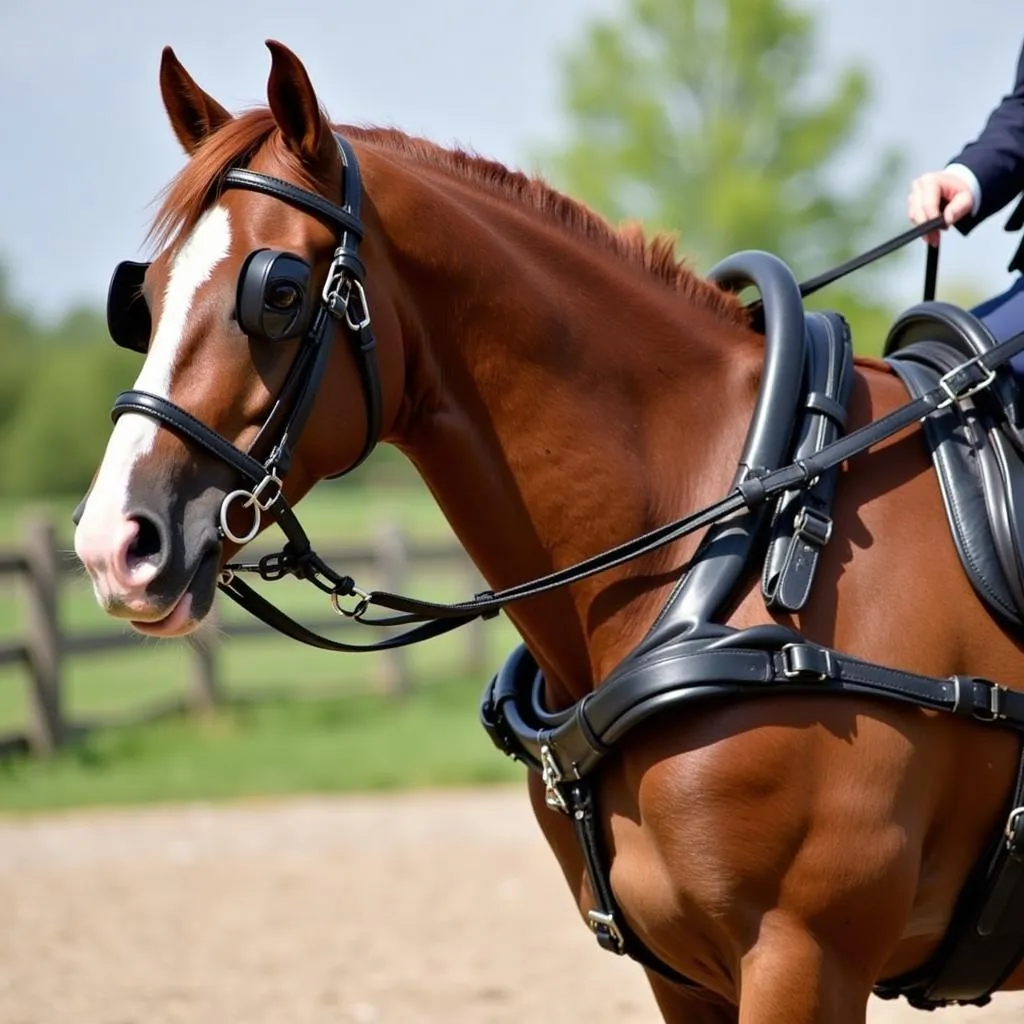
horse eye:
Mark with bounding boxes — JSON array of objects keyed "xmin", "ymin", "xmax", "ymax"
[{"xmin": 266, "ymin": 281, "xmax": 301, "ymax": 311}]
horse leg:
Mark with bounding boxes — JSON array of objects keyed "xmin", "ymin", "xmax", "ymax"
[
  {"xmin": 647, "ymin": 973, "xmax": 738, "ymax": 1023},
  {"xmin": 736, "ymin": 915, "xmax": 872, "ymax": 1024}
]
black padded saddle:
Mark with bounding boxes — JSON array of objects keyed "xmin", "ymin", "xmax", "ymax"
[{"xmin": 885, "ymin": 301, "xmax": 1024, "ymax": 631}]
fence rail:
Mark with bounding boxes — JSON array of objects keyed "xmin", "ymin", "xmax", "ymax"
[{"xmin": 0, "ymin": 517, "xmax": 488, "ymax": 756}]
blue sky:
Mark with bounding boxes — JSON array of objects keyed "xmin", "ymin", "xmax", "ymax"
[{"xmin": 1, "ymin": 0, "xmax": 1020, "ymax": 321}]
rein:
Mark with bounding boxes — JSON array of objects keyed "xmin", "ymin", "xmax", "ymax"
[
  {"xmin": 213, "ymin": 209, "xmax": 1013, "ymax": 652},
  {"xmin": 220, "ymin": 311, "xmax": 1024, "ymax": 652}
]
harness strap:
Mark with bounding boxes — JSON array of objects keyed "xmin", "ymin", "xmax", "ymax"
[
  {"xmin": 483, "ymin": 637, "xmax": 1024, "ymax": 785},
  {"xmin": 481, "ymin": 629, "xmax": 1024, "ymax": 996},
  {"xmin": 569, "ymin": 782, "xmax": 701, "ymax": 988},
  {"xmin": 222, "ymin": 168, "xmax": 364, "ymax": 237}
]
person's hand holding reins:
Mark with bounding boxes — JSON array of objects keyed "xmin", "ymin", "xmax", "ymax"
[{"xmin": 908, "ymin": 169, "xmax": 977, "ymax": 245}]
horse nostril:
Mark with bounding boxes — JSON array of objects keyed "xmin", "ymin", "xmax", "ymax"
[{"xmin": 127, "ymin": 513, "xmax": 164, "ymax": 567}]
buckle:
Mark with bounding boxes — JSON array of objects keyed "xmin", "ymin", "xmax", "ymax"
[
  {"xmin": 540, "ymin": 744, "xmax": 569, "ymax": 814},
  {"xmin": 780, "ymin": 643, "xmax": 835, "ymax": 681},
  {"xmin": 793, "ymin": 507, "xmax": 833, "ymax": 547},
  {"xmin": 974, "ymin": 681, "xmax": 1006, "ymax": 722},
  {"xmin": 953, "ymin": 675, "xmax": 1008, "ymax": 722},
  {"xmin": 1005, "ymin": 806, "xmax": 1024, "ymax": 853},
  {"xmin": 587, "ymin": 909, "xmax": 625, "ymax": 954},
  {"xmin": 937, "ymin": 356, "xmax": 997, "ymax": 409}
]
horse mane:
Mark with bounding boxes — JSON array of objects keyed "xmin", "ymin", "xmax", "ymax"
[{"xmin": 150, "ymin": 110, "xmax": 747, "ymax": 328}]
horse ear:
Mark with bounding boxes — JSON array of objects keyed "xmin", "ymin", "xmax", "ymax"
[
  {"xmin": 159, "ymin": 46, "xmax": 232, "ymax": 155},
  {"xmin": 265, "ymin": 40, "xmax": 337, "ymax": 172}
]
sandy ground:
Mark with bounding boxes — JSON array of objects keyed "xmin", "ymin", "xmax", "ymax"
[{"xmin": 0, "ymin": 787, "xmax": 1022, "ymax": 1023}]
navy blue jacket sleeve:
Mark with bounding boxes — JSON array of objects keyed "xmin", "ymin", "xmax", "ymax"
[{"xmin": 952, "ymin": 40, "xmax": 1024, "ymax": 232}]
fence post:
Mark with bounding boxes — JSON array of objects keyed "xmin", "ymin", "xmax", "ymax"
[
  {"xmin": 374, "ymin": 523, "xmax": 411, "ymax": 696},
  {"xmin": 21, "ymin": 517, "xmax": 64, "ymax": 754},
  {"xmin": 188, "ymin": 611, "xmax": 222, "ymax": 711}
]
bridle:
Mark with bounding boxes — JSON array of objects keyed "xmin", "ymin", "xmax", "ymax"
[
  {"xmin": 108, "ymin": 133, "xmax": 387, "ymax": 612},
  {"xmin": 102, "ymin": 145, "xmax": 1024, "ymax": 656}
]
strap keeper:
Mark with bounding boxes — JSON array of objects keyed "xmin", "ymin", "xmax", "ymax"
[
  {"xmin": 952, "ymin": 676, "xmax": 1007, "ymax": 722},
  {"xmin": 805, "ymin": 391, "xmax": 848, "ymax": 427},
  {"xmin": 780, "ymin": 643, "xmax": 836, "ymax": 681},
  {"xmin": 792, "ymin": 507, "xmax": 833, "ymax": 547}
]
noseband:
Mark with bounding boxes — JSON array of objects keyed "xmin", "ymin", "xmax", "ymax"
[{"xmin": 110, "ymin": 133, "xmax": 382, "ymax": 553}]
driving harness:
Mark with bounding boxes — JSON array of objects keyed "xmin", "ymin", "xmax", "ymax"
[{"xmin": 103, "ymin": 135, "xmax": 1024, "ymax": 1010}]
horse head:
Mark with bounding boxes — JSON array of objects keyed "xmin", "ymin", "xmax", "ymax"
[{"xmin": 74, "ymin": 42, "xmax": 405, "ymax": 637}]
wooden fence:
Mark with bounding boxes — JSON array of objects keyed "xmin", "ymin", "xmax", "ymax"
[{"xmin": 0, "ymin": 518, "xmax": 490, "ymax": 757}]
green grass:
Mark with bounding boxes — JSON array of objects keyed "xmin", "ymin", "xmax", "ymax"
[
  {"xmin": 0, "ymin": 675, "xmax": 525, "ymax": 813},
  {"xmin": 0, "ymin": 484, "xmax": 528, "ymax": 811}
]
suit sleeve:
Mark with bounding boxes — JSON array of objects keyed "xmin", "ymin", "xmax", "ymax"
[{"xmin": 952, "ymin": 40, "xmax": 1024, "ymax": 232}]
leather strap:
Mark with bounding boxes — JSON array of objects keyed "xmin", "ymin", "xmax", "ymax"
[
  {"xmin": 222, "ymin": 168, "xmax": 364, "ymax": 237},
  {"xmin": 482, "ymin": 634, "xmax": 1024, "ymax": 783},
  {"xmin": 482, "ymin": 624, "xmax": 1024, "ymax": 1006},
  {"xmin": 795, "ymin": 216, "xmax": 946, "ymax": 301},
  {"xmin": 568, "ymin": 782, "xmax": 701, "ymax": 988},
  {"xmin": 337, "ymin": 324, "xmax": 1024, "ymax": 627}
]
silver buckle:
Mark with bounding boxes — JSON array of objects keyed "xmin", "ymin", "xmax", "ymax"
[
  {"xmin": 937, "ymin": 356, "xmax": 996, "ymax": 409},
  {"xmin": 540, "ymin": 744, "xmax": 568, "ymax": 814},
  {"xmin": 322, "ymin": 255, "xmax": 372, "ymax": 331},
  {"xmin": 1005, "ymin": 806, "xmax": 1024, "ymax": 846},
  {"xmin": 793, "ymin": 507, "xmax": 833, "ymax": 546},
  {"xmin": 587, "ymin": 909, "xmax": 625, "ymax": 953}
]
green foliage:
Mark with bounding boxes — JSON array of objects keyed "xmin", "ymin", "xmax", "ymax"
[
  {"xmin": 0, "ymin": 268, "xmax": 419, "ymax": 499},
  {"xmin": 0, "ymin": 276, "xmax": 138, "ymax": 498},
  {"xmin": 540, "ymin": 0, "xmax": 907, "ymax": 309}
]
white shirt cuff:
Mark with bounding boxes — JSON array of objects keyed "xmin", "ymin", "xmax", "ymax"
[{"xmin": 945, "ymin": 163, "xmax": 982, "ymax": 216}]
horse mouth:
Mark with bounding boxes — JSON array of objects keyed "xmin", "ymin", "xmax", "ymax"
[
  {"xmin": 129, "ymin": 544, "xmax": 221, "ymax": 637},
  {"xmin": 131, "ymin": 591, "xmax": 196, "ymax": 637}
]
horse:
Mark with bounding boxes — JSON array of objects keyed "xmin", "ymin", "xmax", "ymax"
[{"xmin": 73, "ymin": 40, "xmax": 1024, "ymax": 1022}]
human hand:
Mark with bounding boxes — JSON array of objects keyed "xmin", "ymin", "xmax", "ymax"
[{"xmin": 907, "ymin": 170, "xmax": 977, "ymax": 245}]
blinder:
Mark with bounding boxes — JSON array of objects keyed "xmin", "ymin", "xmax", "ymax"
[
  {"xmin": 107, "ymin": 260, "xmax": 152, "ymax": 353},
  {"xmin": 236, "ymin": 248, "xmax": 314, "ymax": 341}
]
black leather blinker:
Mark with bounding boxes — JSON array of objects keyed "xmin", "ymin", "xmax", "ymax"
[
  {"xmin": 236, "ymin": 249, "xmax": 314, "ymax": 342},
  {"xmin": 107, "ymin": 260, "xmax": 152, "ymax": 353}
]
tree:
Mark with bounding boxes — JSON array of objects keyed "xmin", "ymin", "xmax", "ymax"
[{"xmin": 539, "ymin": 0, "xmax": 908, "ymax": 347}]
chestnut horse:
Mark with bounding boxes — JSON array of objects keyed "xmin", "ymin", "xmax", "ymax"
[{"xmin": 74, "ymin": 41, "xmax": 1024, "ymax": 1022}]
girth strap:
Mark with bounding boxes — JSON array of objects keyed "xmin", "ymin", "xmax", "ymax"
[{"xmin": 569, "ymin": 782, "xmax": 701, "ymax": 988}]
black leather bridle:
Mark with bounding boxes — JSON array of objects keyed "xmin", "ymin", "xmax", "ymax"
[{"xmin": 109, "ymin": 133, "xmax": 386, "ymax": 617}]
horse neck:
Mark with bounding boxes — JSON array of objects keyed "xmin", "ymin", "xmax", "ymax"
[{"xmin": 367, "ymin": 152, "xmax": 763, "ymax": 704}]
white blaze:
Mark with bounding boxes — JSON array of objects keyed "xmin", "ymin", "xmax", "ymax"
[{"xmin": 75, "ymin": 205, "xmax": 232, "ymax": 544}]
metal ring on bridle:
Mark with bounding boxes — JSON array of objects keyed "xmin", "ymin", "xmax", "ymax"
[{"xmin": 220, "ymin": 489, "xmax": 262, "ymax": 545}]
